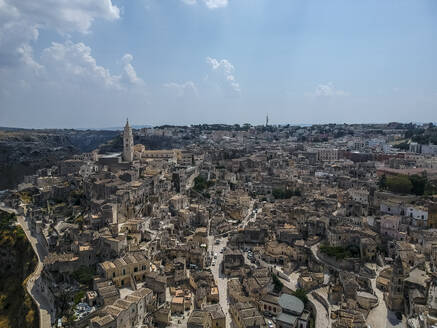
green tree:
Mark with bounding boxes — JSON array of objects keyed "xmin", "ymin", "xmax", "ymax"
[
  {"xmin": 378, "ymin": 174, "xmax": 387, "ymax": 190},
  {"xmin": 271, "ymin": 273, "xmax": 283, "ymax": 293},
  {"xmin": 193, "ymin": 176, "xmax": 214, "ymax": 192},
  {"xmin": 272, "ymin": 188, "xmax": 301, "ymax": 199},
  {"xmin": 73, "ymin": 291, "xmax": 85, "ymax": 304},
  {"xmin": 409, "ymin": 174, "xmax": 426, "ymax": 195},
  {"xmin": 393, "ymin": 142, "xmax": 409, "ymax": 151},
  {"xmin": 293, "ymin": 289, "xmax": 308, "ymax": 305},
  {"xmin": 386, "ymin": 175, "xmax": 413, "ymax": 194},
  {"xmin": 71, "ymin": 266, "xmax": 95, "ymax": 287}
]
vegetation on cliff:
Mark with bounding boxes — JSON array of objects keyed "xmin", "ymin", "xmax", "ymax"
[{"xmin": 0, "ymin": 210, "xmax": 38, "ymax": 328}]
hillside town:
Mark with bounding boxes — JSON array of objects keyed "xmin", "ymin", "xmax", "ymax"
[{"xmin": 2, "ymin": 121, "xmax": 437, "ymax": 328}]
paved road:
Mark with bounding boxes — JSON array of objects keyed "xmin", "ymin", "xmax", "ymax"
[
  {"xmin": 310, "ymin": 243, "xmax": 341, "ymax": 273},
  {"xmin": 208, "ymin": 236, "xmax": 230, "ymax": 328},
  {"xmin": 207, "ymin": 201, "xmax": 256, "ymax": 327},
  {"xmin": 307, "ymin": 293, "xmax": 331, "ymax": 328},
  {"xmin": 1, "ymin": 205, "xmax": 53, "ymax": 328}
]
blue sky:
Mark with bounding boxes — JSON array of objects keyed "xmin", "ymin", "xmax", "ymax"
[{"xmin": 0, "ymin": 0, "xmax": 436, "ymax": 128}]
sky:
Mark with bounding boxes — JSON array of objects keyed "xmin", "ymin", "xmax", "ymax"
[{"xmin": 0, "ymin": 0, "xmax": 436, "ymax": 128}]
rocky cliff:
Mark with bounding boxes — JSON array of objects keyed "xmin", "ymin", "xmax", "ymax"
[
  {"xmin": 0, "ymin": 210, "xmax": 38, "ymax": 328},
  {"xmin": 0, "ymin": 129, "xmax": 119, "ymax": 190}
]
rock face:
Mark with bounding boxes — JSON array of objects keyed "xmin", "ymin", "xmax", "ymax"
[
  {"xmin": 0, "ymin": 128, "xmax": 191, "ymax": 190},
  {"xmin": 0, "ymin": 129, "xmax": 119, "ymax": 190},
  {"xmin": 0, "ymin": 210, "xmax": 38, "ymax": 328}
]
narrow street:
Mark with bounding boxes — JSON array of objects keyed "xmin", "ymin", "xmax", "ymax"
[
  {"xmin": 307, "ymin": 293, "xmax": 331, "ymax": 328},
  {"xmin": 208, "ymin": 236, "xmax": 230, "ymax": 328},
  {"xmin": 17, "ymin": 214, "xmax": 53, "ymax": 328},
  {"xmin": 205, "ymin": 200, "xmax": 256, "ymax": 327}
]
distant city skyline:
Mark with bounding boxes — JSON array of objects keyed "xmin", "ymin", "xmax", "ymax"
[{"xmin": 1, "ymin": 0, "xmax": 437, "ymax": 128}]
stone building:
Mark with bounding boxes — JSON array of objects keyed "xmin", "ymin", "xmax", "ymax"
[{"xmin": 386, "ymin": 256, "xmax": 408, "ymax": 312}]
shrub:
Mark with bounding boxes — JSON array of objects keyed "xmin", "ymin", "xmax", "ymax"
[
  {"xmin": 193, "ymin": 176, "xmax": 214, "ymax": 192},
  {"xmin": 73, "ymin": 291, "xmax": 85, "ymax": 304},
  {"xmin": 271, "ymin": 273, "xmax": 283, "ymax": 293},
  {"xmin": 320, "ymin": 245, "xmax": 359, "ymax": 260},
  {"xmin": 71, "ymin": 266, "xmax": 95, "ymax": 286},
  {"xmin": 293, "ymin": 289, "xmax": 308, "ymax": 304}
]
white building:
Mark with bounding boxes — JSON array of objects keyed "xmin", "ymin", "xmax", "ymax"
[{"xmin": 405, "ymin": 206, "xmax": 428, "ymax": 226}]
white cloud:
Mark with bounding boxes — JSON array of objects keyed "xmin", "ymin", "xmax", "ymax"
[
  {"xmin": 0, "ymin": 0, "xmax": 120, "ymax": 68},
  {"xmin": 17, "ymin": 44, "xmax": 42, "ymax": 72},
  {"xmin": 203, "ymin": 0, "xmax": 228, "ymax": 9},
  {"xmin": 121, "ymin": 54, "xmax": 145, "ymax": 86},
  {"xmin": 163, "ymin": 81, "xmax": 198, "ymax": 97},
  {"xmin": 206, "ymin": 56, "xmax": 240, "ymax": 95},
  {"xmin": 39, "ymin": 41, "xmax": 143, "ymax": 90},
  {"xmin": 0, "ymin": 40, "xmax": 147, "ymax": 128},
  {"xmin": 306, "ymin": 82, "xmax": 348, "ymax": 97},
  {"xmin": 181, "ymin": 0, "xmax": 228, "ymax": 9},
  {"xmin": 41, "ymin": 41, "xmax": 120, "ymax": 88}
]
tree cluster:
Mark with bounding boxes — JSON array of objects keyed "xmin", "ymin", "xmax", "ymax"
[
  {"xmin": 378, "ymin": 174, "xmax": 436, "ymax": 195},
  {"xmin": 272, "ymin": 188, "xmax": 301, "ymax": 199}
]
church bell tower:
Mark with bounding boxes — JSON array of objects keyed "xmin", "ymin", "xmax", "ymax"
[{"xmin": 123, "ymin": 119, "xmax": 134, "ymax": 162}]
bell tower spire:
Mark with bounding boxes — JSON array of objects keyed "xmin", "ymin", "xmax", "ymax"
[{"xmin": 123, "ymin": 118, "xmax": 134, "ymax": 162}]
